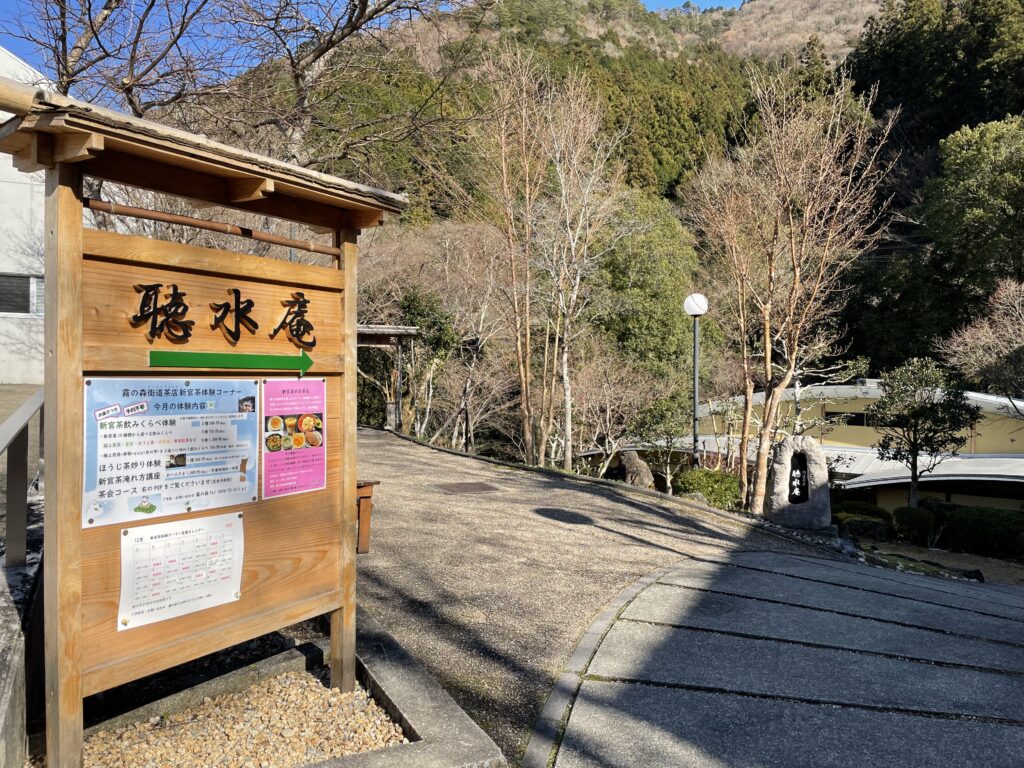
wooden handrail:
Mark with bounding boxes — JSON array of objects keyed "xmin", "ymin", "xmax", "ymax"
[
  {"xmin": 0, "ymin": 388, "xmax": 43, "ymax": 454},
  {"xmin": 1, "ymin": 387, "xmax": 43, "ymax": 568}
]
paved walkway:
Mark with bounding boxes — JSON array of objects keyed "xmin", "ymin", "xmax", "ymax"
[
  {"xmin": 355, "ymin": 429, "xmax": 824, "ymax": 764},
  {"xmin": 556, "ymin": 551, "xmax": 1024, "ymax": 767},
  {"xmin": 358, "ymin": 429, "xmax": 1024, "ymax": 766}
]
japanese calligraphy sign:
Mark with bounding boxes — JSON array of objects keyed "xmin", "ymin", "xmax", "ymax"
[
  {"xmin": 11, "ymin": 97, "xmax": 387, "ymax": 766},
  {"xmin": 83, "ymin": 378, "xmax": 260, "ymax": 527},
  {"xmin": 69, "ymin": 228, "xmax": 349, "ymax": 700},
  {"xmin": 81, "ymin": 230, "xmax": 343, "ymax": 376}
]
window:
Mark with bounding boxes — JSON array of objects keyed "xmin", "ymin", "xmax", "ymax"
[
  {"xmin": 0, "ymin": 274, "xmax": 43, "ymax": 316},
  {"xmin": 825, "ymin": 410, "xmax": 869, "ymax": 427}
]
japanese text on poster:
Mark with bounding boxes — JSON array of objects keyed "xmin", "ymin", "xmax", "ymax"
[
  {"xmin": 83, "ymin": 378, "xmax": 259, "ymax": 527},
  {"xmin": 118, "ymin": 512, "xmax": 244, "ymax": 630},
  {"xmin": 262, "ymin": 378, "xmax": 327, "ymax": 499}
]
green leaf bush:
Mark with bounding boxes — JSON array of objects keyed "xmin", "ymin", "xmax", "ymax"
[
  {"xmin": 892, "ymin": 506, "xmax": 938, "ymax": 547},
  {"xmin": 943, "ymin": 506, "xmax": 1024, "ymax": 560},
  {"xmin": 674, "ymin": 469, "xmax": 741, "ymax": 510}
]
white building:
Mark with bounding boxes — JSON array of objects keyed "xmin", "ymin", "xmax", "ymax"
[{"xmin": 0, "ymin": 46, "xmax": 46, "ymax": 384}]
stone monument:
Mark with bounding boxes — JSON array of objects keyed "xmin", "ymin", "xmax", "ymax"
[{"xmin": 765, "ymin": 435, "xmax": 832, "ymax": 530}]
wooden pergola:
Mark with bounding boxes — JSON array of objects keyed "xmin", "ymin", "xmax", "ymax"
[
  {"xmin": 0, "ymin": 76, "xmax": 406, "ymax": 766},
  {"xmin": 357, "ymin": 325, "xmax": 419, "ymax": 431}
]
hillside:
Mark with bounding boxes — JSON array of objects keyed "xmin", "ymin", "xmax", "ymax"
[
  {"xmin": 475, "ymin": 0, "xmax": 880, "ymax": 61},
  {"xmin": 712, "ymin": 0, "xmax": 882, "ymax": 59}
]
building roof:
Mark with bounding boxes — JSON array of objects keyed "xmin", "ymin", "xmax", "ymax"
[
  {"xmin": 0, "ymin": 76, "xmax": 406, "ymax": 231},
  {"xmin": 698, "ymin": 381, "xmax": 1024, "ymax": 419},
  {"xmin": 357, "ymin": 325, "xmax": 420, "ymax": 348},
  {"xmin": 837, "ymin": 455, "xmax": 1024, "ymax": 489},
  {"xmin": 580, "ymin": 436, "xmax": 1024, "ymax": 491},
  {"xmin": 0, "ymin": 48, "xmax": 46, "ymax": 91}
]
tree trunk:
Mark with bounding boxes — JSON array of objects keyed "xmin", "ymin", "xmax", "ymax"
[
  {"xmin": 749, "ymin": 379, "xmax": 791, "ymax": 515},
  {"xmin": 738, "ymin": 382, "xmax": 754, "ymax": 507},
  {"xmin": 561, "ymin": 329, "xmax": 573, "ymax": 472},
  {"xmin": 909, "ymin": 452, "xmax": 919, "ymax": 509}
]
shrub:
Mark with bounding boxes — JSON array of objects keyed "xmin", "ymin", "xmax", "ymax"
[
  {"xmin": 674, "ymin": 468, "xmax": 741, "ymax": 510},
  {"xmin": 944, "ymin": 506, "xmax": 1024, "ymax": 560},
  {"xmin": 892, "ymin": 506, "xmax": 938, "ymax": 547},
  {"xmin": 834, "ymin": 512, "xmax": 895, "ymax": 541},
  {"xmin": 831, "ymin": 500, "xmax": 892, "ymax": 523}
]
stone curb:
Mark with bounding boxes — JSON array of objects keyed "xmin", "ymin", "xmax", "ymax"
[
  {"xmin": 374, "ymin": 428, "xmax": 849, "ymax": 560},
  {"xmin": 312, "ymin": 609, "xmax": 506, "ymax": 768},
  {"xmin": 520, "ymin": 567, "xmax": 671, "ymax": 768},
  {"xmin": 1, "ymin": 557, "xmax": 41, "ymax": 768},
  {"xmin": 0, "ymin": 617, "xmax": 25, "ymax": 768}
]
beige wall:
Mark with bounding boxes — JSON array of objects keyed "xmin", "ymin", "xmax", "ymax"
[
  {"xmin": 875, "ymin": 486, "xmax": 1024, "ymax": 512},
  {"xmin": 701, "ymin": 396, "xmax": 1024, "ymax": 455}
]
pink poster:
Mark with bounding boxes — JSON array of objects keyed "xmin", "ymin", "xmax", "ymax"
[{"xmin": 262, "ymin": 378, "xmax": 327, "ymax": 499}]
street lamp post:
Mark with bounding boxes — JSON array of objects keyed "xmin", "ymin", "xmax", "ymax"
[{"xmin": 683, "ymin": 293, "xmax": 708, "ymax": 468}]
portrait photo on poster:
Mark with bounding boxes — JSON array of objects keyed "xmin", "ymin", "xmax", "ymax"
[{"xmin": 261, "ymin": 378, "xmax": 327, "ymax": 499}]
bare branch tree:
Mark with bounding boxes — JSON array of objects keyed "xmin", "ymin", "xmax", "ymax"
[
  {"xmin": 574, "ymin": 336, "xmax": 656, "ymax": 478},
  {"xmin": 940, "ymin": 279, "xmax": 1024, "ymax": 419},
  {"xmin": 201, "ymin": 0, "xmax": 483, "ymax": 173},
  {"xmin": 691, "ymin": 69, "xmax": 895, "ymax": 514},
  {"xmin": 8, "ymin": 0, "xmax": 220, "ymax": 115},
  {"xmin": 537, "ymin": 71, "xmax": 629, "ymax": 470}
]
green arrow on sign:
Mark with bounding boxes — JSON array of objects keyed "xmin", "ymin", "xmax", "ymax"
[{"xmin": 149, "ymin": 348, "xmax": 314, "ymax": 375}]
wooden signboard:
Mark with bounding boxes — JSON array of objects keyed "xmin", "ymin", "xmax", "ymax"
[
  {"xmin": 0, "ymin": 77, "xmax": 405, "ymax": 767},
  {"xmin": 76, "ymin": 228, "xmax": 348, "ymax": 695}
]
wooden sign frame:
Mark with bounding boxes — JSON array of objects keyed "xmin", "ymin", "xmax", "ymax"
[{"xmin": 0, "ymin": 78, "xmax": 404, "ymax": 767}]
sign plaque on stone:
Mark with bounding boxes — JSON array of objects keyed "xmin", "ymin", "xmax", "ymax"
[{"xmin": 766, "ymin": 435, "xmax": 833, "ymax": 531}]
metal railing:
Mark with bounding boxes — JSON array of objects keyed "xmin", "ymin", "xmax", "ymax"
[{"xmin": 1, "ymin": 388, "xmax": 43, "ymax": 567}]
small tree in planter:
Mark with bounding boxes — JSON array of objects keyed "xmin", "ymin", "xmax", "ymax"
[{"xmin": 866, "ymin": 358, "xmax": 982, "ymax": 508}]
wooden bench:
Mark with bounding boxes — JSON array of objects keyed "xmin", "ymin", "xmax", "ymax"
[{"xmin": 356, "ymin": 480, "xmax": 380, "ymax": 554}]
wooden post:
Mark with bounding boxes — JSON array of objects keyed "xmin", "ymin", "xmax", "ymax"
[
  {"xmin": 330, "ymin": 227, "xmax": 359, "ymax": 692},
  {"xmin": 6, "ymin": 425, "xmax": 29, "ymax": 567},
  {"xmin": 44, "ymin": 163, "xmax": 84, "ymax": 767}
]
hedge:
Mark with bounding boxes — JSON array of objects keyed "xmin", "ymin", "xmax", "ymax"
[
  {"xmin": 944, "ymin": 506, "xmax": 1024, "ymax": 560},
  {"xmin": 892, "ymin": 506, "xmax": 938, "ymax": 548},
  {"xmin": 892, "ymin": 503, "xmax": 1024, "ymax": 559}
]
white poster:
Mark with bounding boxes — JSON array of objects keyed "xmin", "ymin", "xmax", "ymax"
[{"xmin": 117, "ymin": 512, "xmax": 244, "ymax": 631}]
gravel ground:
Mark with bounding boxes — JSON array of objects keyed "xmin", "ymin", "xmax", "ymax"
[
  {"xmin": 79, "ymin": 671, "xmax": 407, "ymax": 768},
  {"xmin": 356, "ymin": 428, "xmax": 834, "ymax": 765}
]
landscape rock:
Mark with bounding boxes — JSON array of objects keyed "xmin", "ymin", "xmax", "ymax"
[{"xmin": 620, "ymin": 451, "xmax": 655, "ymax": 489}]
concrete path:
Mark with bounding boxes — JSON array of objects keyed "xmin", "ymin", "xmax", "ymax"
[
  {"xmin": 355, "ymin": 429, "xmax": 826, "ymax": 765},
  {"xmin": 555, "ymin": 552, "xmax": 1024, "ymax": 768}
]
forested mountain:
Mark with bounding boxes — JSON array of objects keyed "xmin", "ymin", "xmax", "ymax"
[
  {"xmin": 842, "ymin": 0, "xmax": 1024, "ymax": 370},
  {"xmin": 474, "ymin": 0, "xmax": 880, "ymax": 60}
]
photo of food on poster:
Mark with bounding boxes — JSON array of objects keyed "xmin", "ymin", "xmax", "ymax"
[
  {"xmin": 262, "ymin": 378, "xmax": 327, "ymax": 499},
  {"xmin": 82, "ymin": 378, "xmax": 260, "ymax": 528}
]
